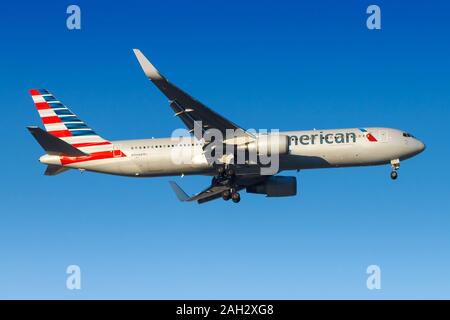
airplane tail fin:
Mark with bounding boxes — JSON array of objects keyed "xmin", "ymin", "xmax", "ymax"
[{"xmin": 29, "ymin": 89, "xmax": 112, "ymax": 152}]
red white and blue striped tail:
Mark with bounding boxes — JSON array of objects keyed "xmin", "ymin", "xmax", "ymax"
[{"xmin": 29, "ymin": 89, "xmax": 112, "ymax": 152}]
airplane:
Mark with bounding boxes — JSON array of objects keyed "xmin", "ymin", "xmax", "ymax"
[{"xmin": 27, "ymin": 49, "xmax": 426, "ymax": 204}]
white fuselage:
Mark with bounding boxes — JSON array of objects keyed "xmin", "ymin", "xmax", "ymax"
[{"xmin": 39, "ymin": 127, "xmax": 425, "ymax": 177}]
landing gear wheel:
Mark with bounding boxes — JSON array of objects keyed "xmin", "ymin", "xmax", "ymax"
[
  {"xmin": 231, "ymin": 192, "xmax": 241, "ymax": 203},
  {"xmin": 222, "ymin": 190, "xmax": 231, "ymax": 201},
  {"xmin": 390, "ymin": 171, "xmax": 398, "ymax": 180}
]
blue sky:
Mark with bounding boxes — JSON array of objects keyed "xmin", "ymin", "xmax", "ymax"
[{"xmin": 0, "ymin": 0, "xmax": 449, "ymax": 299}]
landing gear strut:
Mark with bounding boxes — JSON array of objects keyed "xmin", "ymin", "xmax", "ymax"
[
  {"xmin": 217, "ymin": 166, "xmax": 225, "ymax": 175},
  {"xmin": 216, "ymin": 164, "xmax": 240, "ymax": 203},
  {"xmin": 217, "ymin": 164, "xmax": 236, "ymax": 177},
  {"xmin": 390, "ymin": 159, "xmax": 400, "ymax": 180},
  {"xmin": 226, "ymin": 167, "xmax": 235, "ymax": 176}
]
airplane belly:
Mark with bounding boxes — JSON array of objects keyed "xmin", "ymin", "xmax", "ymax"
[
  {"xmin": 67, "ymin": 157, "xmax": 140, "ymax": 176},
  {"xmin": 133, "ymin": 151, "xmax": 210, "ymax": 176},
  {"xmin": 285, "ymin": 142, "xmax": 392, "ymax": 169}
]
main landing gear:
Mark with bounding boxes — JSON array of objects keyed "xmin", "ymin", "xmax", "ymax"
[
  {"xmin": 222, "ymin": 189, "xmax": 240, "ymax": 203},
  {"xmin": 222, "ymin": 189, "xmax": 231, "ymax": 201},
  {"xmin": 216, "ymin": 164, "xmax": 241, "ymax": 203},
  {"xmin": 390, "ymin": 159, "xmax": 400, "ymax": 180}
]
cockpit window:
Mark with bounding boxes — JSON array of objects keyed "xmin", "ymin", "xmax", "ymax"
[{"xmin": 403, "ymin": 132, "xmax": 414, "ymax": 138}]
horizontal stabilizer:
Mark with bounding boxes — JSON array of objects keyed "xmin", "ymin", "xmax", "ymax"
[
  {"xmin": 169, "ymin": 181, "xmax": 190, "ymax": 202},
  {"xmin": 45, "ymin": 164, "xmax": 70, "ymax": 176},
  {"xmin": 169, "ymin": 181, "xmax": 231, "ymax": 204},
  {"xmin": 27, "ymin": 126, "xmax": 88, "ymax": 156}
]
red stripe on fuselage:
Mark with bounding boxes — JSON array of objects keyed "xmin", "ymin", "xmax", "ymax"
[
  {"xmin": 71, "ymin": 141, "xmax": 112, "ymax": 148},
  {"xmin": 60, "ymin": 150, "xmax": 126, "ymax": 165}
]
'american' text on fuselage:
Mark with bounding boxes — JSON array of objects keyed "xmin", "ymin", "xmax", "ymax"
[{"xmin": 289, "ymin": 132, "xmax": 357, "ymax": 146}]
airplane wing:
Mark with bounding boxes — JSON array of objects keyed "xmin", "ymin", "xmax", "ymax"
[
  {"xmin": 134, "ymin": 49, "xmax": 273, "ymax": 204},
  {"xmin": 169, "ymin": 175, "xmax": 266, "ymax": 204},
  {"xmin": 133, "ymin": 49, "xmax": 250, "ymax": 140}
]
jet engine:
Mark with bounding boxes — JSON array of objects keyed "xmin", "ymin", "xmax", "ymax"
[
  {"xmin": 246, "ymin": 176, "xmax": 297, "ymax": 197},
  {"xmin": 245, "ymin": 134, "xmax": 290, "ymax": 156}
]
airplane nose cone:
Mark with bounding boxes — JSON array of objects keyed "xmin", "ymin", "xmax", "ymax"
[
  {"xmin": 420, "ymin": 141, "xmax": 426, "ymax": 152},
  {"xmin": 415, "ymin": 140, "xmax": 426, "ymax": 154}
]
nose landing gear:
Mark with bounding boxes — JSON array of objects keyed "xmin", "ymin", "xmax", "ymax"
[
  {"xmin": 390, "ymin": 159, "xmax": 400, "ymax": 180},
  {"xmin": 390, "ymin": 170, "xmax": 398, "ymax": 180}
]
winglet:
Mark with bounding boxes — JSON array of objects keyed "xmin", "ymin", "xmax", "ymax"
[
  {"xmin": 169, "ymin": 181, "xmax": 190, "ymax": 202},
  {"xmin": 132, "ymin": 49, "xmax": 164, "ymax": 81}
]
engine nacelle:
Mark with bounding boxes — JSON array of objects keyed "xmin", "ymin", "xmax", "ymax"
[
  {"xmin": 246, "ymin": 134, "xmax": 290, "ymax": 156},
  {"xmin": 246, "ymin": 176, "xmax": 297, "ymax": 197}
]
